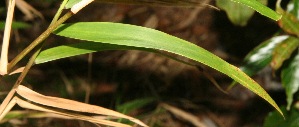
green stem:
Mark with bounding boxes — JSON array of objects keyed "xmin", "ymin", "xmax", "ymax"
[
  {"xmin": 50, "ymin": 0, "xmax": 69, "ymax": 26},
  {"xmin": 7, "ymin": 11, "xmax": 74, "ymax": 72}
]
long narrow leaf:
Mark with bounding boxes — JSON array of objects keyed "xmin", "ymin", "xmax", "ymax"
[
  {"xmin": 46, "ymin": 22, "xmax": 283, "ymax": 116},
  {"xmin": 35, "ymin": 42, "xmax": 153, "ymax": 64},
  {"xmin": 231, "ymin": 0, "xmax": 281, "ymax": 20}
]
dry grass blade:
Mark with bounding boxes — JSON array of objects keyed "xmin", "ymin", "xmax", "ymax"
[
  {"xmin": 16, "ymin": 85, "xmax": 147, "ymax": 127},
  {"xmin": 14, "ymin": 97, "xmax": 133, "ymax": 127},
  {"xmin": 0, "ymin": 97, "xmax": 132, "ymax": 127},
  {"xmin": 0, "ymin": 110, "xmax": 73, "ymax": 124},
  {"xmin": 0, "ymin": 0, "xmax": 15, "ymax": 75}
]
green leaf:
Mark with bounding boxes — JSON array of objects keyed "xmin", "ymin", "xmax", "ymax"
[
  {"xmin": 281, "ymin": 52, "xmax": 299, "ymax": 110},
  {"xmin": 216, "ymin": 0, "xmax": 267, "ymax": 26},
  {"xmin": 231, "ymin": 0, "xmax": 281, "ymax": 21},
  {"xmin": 264, "ymin": 106, "xmax": 299, "ymax": 127},
  {"xmin": 44, "ymin": 22, "xmax": 283, "ymax": 117},
  {"xmin": 240, "ymin": 35, "xmax": 290, "ymax": 76},
  {"xmin": 271, "ymin": 37, "xmax": 299, "ymax": 70},
  {"xmin": 228, "ymin": 35, "xmax": 289, "ymax": 90},
  {"xmin": 0, "ymin": 21, "xmax": 30, "ymax": 30},
  {"xmin": 35, "ymin": 42, "xmax": 149, "ymax": 64},
  {"xmin": 65, "ymin": 0, "xmax": 81, "ymax": 9}
]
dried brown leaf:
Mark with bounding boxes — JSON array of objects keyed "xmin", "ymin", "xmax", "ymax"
[{"xmin": 16, "ymin": 85, "xmax": 147, "ymax": 127}]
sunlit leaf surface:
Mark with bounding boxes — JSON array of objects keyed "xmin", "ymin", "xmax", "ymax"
[{"xmin": 35, "ymin": 22, "xmax": 283, "ymax": 116}]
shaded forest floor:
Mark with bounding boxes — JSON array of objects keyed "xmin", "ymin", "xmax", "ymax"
[{"xmin": 0, "ymin": 0, "xmax": 286, "ymax": 127}]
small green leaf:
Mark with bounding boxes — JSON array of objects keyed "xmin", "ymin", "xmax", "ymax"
[
  {"xmin": 281, "ymin": 52, "xmax": 299, "ymax": 110},
  {"xmin": 271, "ymin": 37, "xmax": 299, "ymax": 70},
  {"xmin": 45, "ymin": 22, "xmax": 283, "ymax": 117},
  {"xmin": 216, "ymin": 0, "xmax": 267, "ymax": 26},
  {"xmin": 264, "ymin": 106, "xmax": 299, "ymax": 127},
  {"xmin": 240, "ymin": 35, "xmax": 290, "ymax": 76},
  {"xmin": 231, "ymin": 0, "xmax": 281, "ymax": 21}
]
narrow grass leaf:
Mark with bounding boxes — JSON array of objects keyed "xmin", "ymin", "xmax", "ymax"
[
  {"xmin": 231, "ymin": 0, "xmax": 281, "ymax": 21},
  {"xmin": 16, "ymin": 85, "xmax": 147, "ymax": 127},
  {"xmin": 271, "ymin": 37, "xmax": 299, "ymax": 70},
  {"xmin": 35, "ymin": 42, "xmax": 153, "ymax": 64},
  {"xmin": 281, "ymin": 52, "xmax": 299, "ymax": 110},
  {"xmin": 50, "ymin": 22, "xmax": 283, "ymax": 117}
]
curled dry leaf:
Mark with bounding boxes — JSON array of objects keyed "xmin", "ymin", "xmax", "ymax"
[
  {"xmin": 15, "ymin": 85, "xmax": 147, "ymax": 127},
  {"xmin": 1, "ymin": 96, "xmax": 132, "ymax": 127}
]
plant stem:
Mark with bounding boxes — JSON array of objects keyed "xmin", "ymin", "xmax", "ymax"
[
  {"xmin": 7, "ymin": 11, "xmax": 74, "ymax": 72},
  {"xmin": 50, "ymin": 0, "xmax": 69, "ymax": 26}
]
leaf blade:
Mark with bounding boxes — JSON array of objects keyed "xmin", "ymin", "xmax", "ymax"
[
  {"xmin": 48, "ymin": 22, "xmax": 283, "ymax": 116},
  {"xmin": 231, "ymin": 0, "xmax": 281, "ymax": 21}
]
